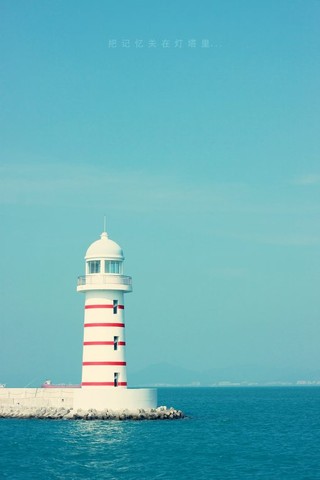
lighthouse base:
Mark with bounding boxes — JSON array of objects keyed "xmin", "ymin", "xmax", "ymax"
[{"xmin": 73, "ymin": 387, "xmax": 157, "ymax": 412}]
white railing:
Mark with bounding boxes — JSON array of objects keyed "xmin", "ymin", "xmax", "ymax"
[{"xmin": 77, "ymin": 274, "xmax": 132, "ymax": 286}]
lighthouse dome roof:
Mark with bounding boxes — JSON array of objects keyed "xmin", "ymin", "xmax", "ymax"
[{"xmin": 85, "ymin": 232, "xmax": 124, "ymax": 260}]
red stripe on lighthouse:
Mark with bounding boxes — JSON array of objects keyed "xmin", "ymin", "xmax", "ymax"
[
  {"xmin": 81, "ymin": 382, "xmax": 127, "ymax": 387},
  {"xmin": 85, "ymin": 304, "xmax": 125, "ymax": 309},
  {"xmin": 82, "ymin": 361, "xmax": 126, "ymax": 366},
  {"xmin": 83, "ymin": 341, "xmax": 126, "ymax": 346},
  {"xmin": 84, "ymin": 323, "xmax": 125, "ymax": 328}
]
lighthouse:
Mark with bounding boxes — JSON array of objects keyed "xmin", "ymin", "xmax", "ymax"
[
  {"xmin": 77, "ymin": 230, "xmax": 130, "ymax": 389},
  {"xmin": 0, "ymin": 226, "xmax": 187, "ymax": 418},
  {"xmin": 73, "ymin": 228, "xmax": 157, "ymax": 411}
]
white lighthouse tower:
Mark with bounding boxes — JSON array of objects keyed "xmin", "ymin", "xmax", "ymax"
[
  {"xmin": 77, "ymin": 230, "xmax": 130, "ymax": 389},
  {"xmin": 74, "ymin": 228, "xmax": 157, "ymax": 412}
]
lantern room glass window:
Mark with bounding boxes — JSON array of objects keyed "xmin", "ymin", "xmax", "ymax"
[
  {"xmin": 87, "ymin": 260, "xmax": 101, "ymax": 274},
  {"xmin": 105, "ymin": 260, "xmax": 122, "ymax": 274}
]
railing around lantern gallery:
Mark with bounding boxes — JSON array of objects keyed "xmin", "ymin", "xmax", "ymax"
[{"xmin": 77, "ymin": 274, "xmax": 132, "ymax": 287}]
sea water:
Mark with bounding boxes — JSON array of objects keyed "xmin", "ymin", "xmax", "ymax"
[{"xmin": 1, "ymin": 387, "xmax": 320, "ymax": 479}]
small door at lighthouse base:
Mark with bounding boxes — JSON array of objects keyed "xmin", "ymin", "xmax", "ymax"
[{"xmin": 114, "ymin": 372, "xmax": 119, "ymax": 387}]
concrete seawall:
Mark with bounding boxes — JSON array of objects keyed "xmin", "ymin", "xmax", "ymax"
[
  {"xmin": 0, "ymin": 388, "xmax": 184, "ymax": 420},
  {"xmin": 0, "ymin": 388, "xmax": 75, "ymax": 408},
  {"xmin": 0, "ymin": 387, "xmax": 156, "ymax": 410}
]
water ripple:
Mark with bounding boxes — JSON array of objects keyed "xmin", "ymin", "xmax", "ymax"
[{"xmin": 1, "ymin": 388, "xmax": 320, "ymax": 479}]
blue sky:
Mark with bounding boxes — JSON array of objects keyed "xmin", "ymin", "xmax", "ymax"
[{"xmin": 1, "ymin": 0, "xmax": 319, "ymax": 385}]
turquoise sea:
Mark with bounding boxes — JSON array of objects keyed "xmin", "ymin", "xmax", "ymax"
[{"xmin": 1, "ymin": 387, "xmax": 320, "ymax": 479}]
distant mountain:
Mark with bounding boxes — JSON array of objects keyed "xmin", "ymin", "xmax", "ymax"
[
  {"xmin": 128, "ymin": 362, "xmax": 320, "ymax": 386},
  {"xmin": 129, "ymin": 363, "xmax": 200, "ymax": 386}
]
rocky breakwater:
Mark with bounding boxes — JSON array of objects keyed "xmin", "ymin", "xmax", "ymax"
[{"xmin": 0, "ymin": 405, "xmax": 185, "ymax": 420}]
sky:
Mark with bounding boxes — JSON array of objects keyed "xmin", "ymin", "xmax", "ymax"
[{"xmin": 0, "ymin": 0, "xmax": 319, "ymax": 386}]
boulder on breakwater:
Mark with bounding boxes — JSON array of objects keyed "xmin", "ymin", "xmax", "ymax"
[{"xmin": 0, "ymin": 405, "xmax": 185, "ymax": 420}]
